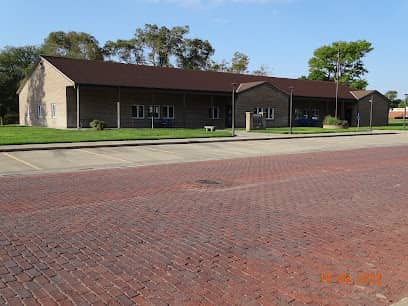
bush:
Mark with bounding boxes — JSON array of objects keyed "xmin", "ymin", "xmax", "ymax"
[
  {"xmin": 89, "ymin": 119, "xmax": 106, "ymax": 130},
  {"xmin": 0, "ymin": 113, "xmax": 19, "ymax": 125},
  {"xmin": 323, "ymin": 115, "xmax": 344, "ymax": 126}
]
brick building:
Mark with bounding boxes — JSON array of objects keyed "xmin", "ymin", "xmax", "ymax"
[{"xmin": 18, "ymin": 56, "xmax": 389, "ymax": 129}]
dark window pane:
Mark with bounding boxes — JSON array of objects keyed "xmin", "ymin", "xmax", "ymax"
[
  {"xmin": 168, "ymin": 106, "xmax": 174, "ymax": 118},
  {"xmin": 132, "ymin": 106, "xmax": 137, "ymax": 117}
]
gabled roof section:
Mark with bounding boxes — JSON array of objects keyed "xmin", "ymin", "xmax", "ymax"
[
  {"xmin": 41, "ymin": 55, "xmax": 356, "ymax": 100},
  {"xmin": 236, "ymin": 81, "xmax": 268, "ymax": 93},
  {"xmin": 351, "ymin": 90, "xmax": 376, "ymax": 100}
]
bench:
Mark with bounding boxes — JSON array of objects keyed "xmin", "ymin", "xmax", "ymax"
[{"xmin": 204, "ymin": 125, "xmax": 216, "ymax": 132}]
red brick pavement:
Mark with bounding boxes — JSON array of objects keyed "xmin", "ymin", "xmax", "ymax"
[{"xmin": 1, "ymin": 146, "xmax": 408, "ymax": 305}]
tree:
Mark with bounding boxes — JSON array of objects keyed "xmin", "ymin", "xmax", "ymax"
[
  {"xmin": 208, "ymin": 59, "xmax": 230, "ymax": 72},
  {"xmin": 384, "ymin": 90, "xmax": 399, "ymax": 109},
  {"xmin": 175, "ymin": 38, "xmax": 214, "ymax": 70},
  {"xmin": 252, "ymin": 65, "xmax": 270, "ymax": 76},
  {"xmin": 229, "ymin": 51, "xmax": 249, "ymax": 74},
  {"xmin": 103, "ymin": 39, "xmax": 144, "ymax": 64},
  {"xmin": 0, "ymin": 46, "xmax": 39, "ymax": 124},
  {"xmin": 307, "ymin": 40, "xmax": 373, "ymax": 89},
  {"xmin": 41, "ymin": 31, "xmax": 104, "ymax": 60},
  {"xmin": 136, "ymin": 24, "xmax": 189, "ymax": 67}
]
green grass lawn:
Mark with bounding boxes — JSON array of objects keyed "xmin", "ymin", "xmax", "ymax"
[
  {"xmin": 249, "ymin": 119, "xmax": 408, "ymax": 134},
  {"xmin": 249, "ymin": 126, "xmax": 372, "ymax": 134},
  {"xmin": 0, "ymin": 126, "xmax": 231, "ymax": 145}
]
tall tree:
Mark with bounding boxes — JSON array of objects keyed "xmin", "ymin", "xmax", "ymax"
[
  {"xmin": 41, "ymin": 31, "xmax": 104, "ymax": 60},
  {"xmin": 384, "ymin": 90, "xmax": 399, "ymax": 109},
  {"xmin": 252, "ymin": 64, "xmax": 270, "ymax": 76},
  {"xmin": 175, "ymin": 38, "xmax": 214, "ymax": 70},
  {"xmin": 208, "ymin": 59, "xmax": 230, "ymax": 72},
  {"xmin": 103, "ymin": 39, "xmax": 144, "ymax": 64},
  {"xmin": 0, "ymin": 46, "xmax": 39, "ymax": 124},
  {"xmin": 229, "ymin": 51, "xmax": 249, "ymax": 74},
  {"xmin": 307, "ymin": 40, "xmax": 373, "ymax": 89},
  {"xmin": 136, "ymin": 24, "xmax": 189, "ymax": 67}
]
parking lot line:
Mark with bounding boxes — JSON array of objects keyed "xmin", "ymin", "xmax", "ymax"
[
  {"xmin": 3, "ymin": 152, "xmax": 42, "ymax": 170},
  {"xmin": 141, "ymin": 147, "xmax": 177, "ymax": 154},
  {"xmin": 78, "ymin": 149, "xmax": 131, "ymax": 163}
]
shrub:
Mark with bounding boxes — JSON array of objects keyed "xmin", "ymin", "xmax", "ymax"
[
  {"xmin": 323, "ymin": 115, "xmax": 344, "ymax": 126},
  {"xmin": 89, "ymin": 119, "xmax": 106, "ymax": 130}
]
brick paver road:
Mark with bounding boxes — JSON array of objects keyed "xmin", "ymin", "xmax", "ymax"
[{"xmin": 1, "ymin": 146, "xmax": 408, "ymax": 305}]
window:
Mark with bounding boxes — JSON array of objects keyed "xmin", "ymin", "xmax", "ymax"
[
  {"xmin": 37, "ymin": 104, "xmax": 43, "ymax": 119},
  {"xmin": 295, "ymin": 108, "xmax": 302, "ymax": 120},
  {"xmin": 147, "ymin": 105, "xmax": 160, "ymax": 118},
  {"xmin": 311, "ymin": 109, "xmax": 320, "ymax": 120},
  {"xmin": 254, "ymin": 107, "xmax": 275, "ymax": 120},
  {"xmin": 131, "ymin": 105, "xmax": 144, "ymax": 119},
  {"xmin": 209, "ymin": 105, "xmax": 220, "ymax": 119},
  {"xmin": 162, "ymin": 105, "xmax": 175, "ymax": 119},
  {"xmin": 51, "ymin": 103, "xmax": 57, "ymax": 119}
]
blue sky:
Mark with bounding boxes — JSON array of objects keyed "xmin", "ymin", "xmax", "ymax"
[{"xmin": 1, "ymin": 0, "xmax": 407, "ymax": 97}]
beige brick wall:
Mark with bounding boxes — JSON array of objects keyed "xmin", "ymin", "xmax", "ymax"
[
  {"xmin": 18, "ymin": 58, "xmax": 74, "ymax": 128},
  {"xmin": 236, "ymin": 84, "xmax": 289, "ymax": 128},
  {"xmin": 66, "ymin": 86, "xmax": 229, "ymax": 129}
]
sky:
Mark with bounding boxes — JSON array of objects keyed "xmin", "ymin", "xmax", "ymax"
[{"xmin": 1, "ymin": 0, "xmax": 407, "ymax": 97}]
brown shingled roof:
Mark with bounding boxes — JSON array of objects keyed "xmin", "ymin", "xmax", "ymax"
[
  {"xmin": 42, "ymin": 55, "xmax": 356, "ymax": 100},
  {"xmin": 350, "ymin": 90, "xmax": 376, "ymax": 100}
]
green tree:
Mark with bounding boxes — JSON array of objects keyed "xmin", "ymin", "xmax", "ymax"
[
  {"xmin": 252, "ymin": 64, "xmax": 270, "ymax": 76},
  {"xmin": 136, "ymin": 24, "xmax": 189, "ymax": 67},
  {"xmin": 103, "ymin": 39, "xmax": 144, "ymax": 64},
  {"xmin": 384, "ymin": 90, "xmax": 399, "ymax": 109},
  {"xmin": 0, "ymin": 46, "xmax": 39, "ymax": 124},
  {"xmin": 175, "ymin": 38, "xmax": 214, "ymax": 70},
  {"xmin": 208, "ymin": 59, "xmax": 230, "ymax": 72},
  {"xmin": 307, "ymin": 40, "xmax": 373, "ymax": 89},
  {"xmin": 229, "ymin": 51, "xmax": 249, "ymax": 74},
  {"xmin": 41, "ymin": 31, "xmax": 104, "ymax": 60}
]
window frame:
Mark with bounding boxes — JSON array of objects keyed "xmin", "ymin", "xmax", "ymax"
[
  {"xmin": 254, "ymin": 107, "xmax": 275, "ymax": 120},
  {"xmin": 162, "ymin": 105, "xmax": 175, "ymax": 119},
  {"xmin": 131, "ymin": 105, "xmax": 145, "ymax": 119},
  {"xmin": 51, "ymin": 103, "xmax": 57, "ymax": 119},
  {"xmin": 209, "ymin": 105, "xmax": 220, "ymax": 120},
  {"xmin": 147, "ymin": 105, "xmax": 160, "ymax": 119},
  {"xmin": 37, "ymin": 104, "xmax": 43, "ymax": 119}
]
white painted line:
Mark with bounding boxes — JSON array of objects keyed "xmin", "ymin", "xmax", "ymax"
[
  {"xmin": 3, "ymin": 152, "xmax": 42, "ymax": 170},
  {"xmin": 141, "ymin": 147, "xmax": 177, "ymax": 154},
  {"xmin": 78, "ymin": 149, "xmax": 130, "ymax": 163}
]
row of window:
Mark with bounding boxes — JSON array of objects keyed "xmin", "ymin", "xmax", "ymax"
[
  {"xmin": 132, "ymin": 105, "xmax": 221, "ymax": 120},
  {"xmin": 254, "ymin": 107, "xmax": 275, "ymax": 120},
  {"xmin": 25, "ymin": 104, "xmax": 57, "ymax": 119},
  {"xmin": 295, "ymin": 108, "xmax": 320, "ymax": 120}
]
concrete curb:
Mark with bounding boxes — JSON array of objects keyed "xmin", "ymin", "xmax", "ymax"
[{"xmin": 0, "ymin": 131, "xmax": 398, "ymax": 153}]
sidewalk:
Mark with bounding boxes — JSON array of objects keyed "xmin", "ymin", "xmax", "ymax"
[{"xmin": 0, "ymin": 130, "xmax": 397, "ymax": 152}]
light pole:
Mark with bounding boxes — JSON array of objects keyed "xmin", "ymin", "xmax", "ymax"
[
  {"xmin": 369, "ymin": 95, "xmax": 374, "ymax": 131},
  {"xmin": 403, "ymin": 94, "xmax": 408, "ymax": 129},
  {"xmin": 289, "ymin": 86, "xmax": 294, "ymax": 134},
  {"xmin": 231, "ymin": 83, "xmax": 237, "ymax": 136},
  {"xmin": 335, "ymin": 48, "xmax": 340, "ymax": 119}
]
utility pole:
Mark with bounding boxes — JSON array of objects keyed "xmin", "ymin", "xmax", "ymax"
[
  {"xmin": 289, "ymin": 86, "xmax": 294, "ymax": 134},
  {"xmin": 404, "ymin": 94, "xmax": 408, "ymax": 129},
  {"xmin": 369, "ymin": 95, "xmax": 374, "ymax": 131},
  {"xmin": 335, "ymin": 48, "xmax": 340, "ymax": 119},
  {"xmin": 231, "ymin": 83, "xmax": 237, "ymax": 136}
]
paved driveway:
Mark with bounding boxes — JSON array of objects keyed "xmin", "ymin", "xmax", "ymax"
[
  {"xmin": 1, "ymin": 132, "xmax": 408, "ymax": 176},
  {"xmin": 1, "ymin": 145, "xmax": 408, "ymax": 305}
]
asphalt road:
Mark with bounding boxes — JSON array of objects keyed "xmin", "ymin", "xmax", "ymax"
[
  {"xmin": 0, "ymin": 142, "xmax": 408, "ymax": 305},
  {"xmin": 1, "ymin": 132, "xmax": 408, "ymax": 176}
]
